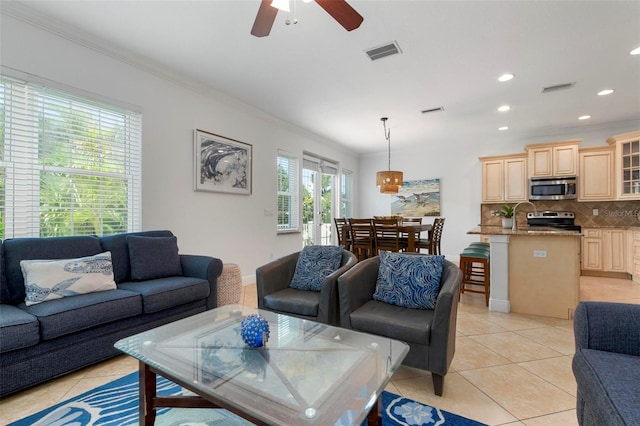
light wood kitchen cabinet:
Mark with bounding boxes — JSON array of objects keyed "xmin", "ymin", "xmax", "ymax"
[
  {"xmin": 526, "ymin": 140, "xmax": 579, "ymax": 178},
  {"xmin": 607, "ymin": 130, "xmax": 640, "ymax": 200},
  {"xmin": 633, "ymin": 228, "xmax": 640, "ymax": 283},
  {"xmin": 578, "ymin": 146, "xmax": 615, "ymax": 201},
  {"xmin": 480, "ymin": 154, "xmax": 527, "ymax": 203},
  {"xmin": 582, "ymin": 228, "xmax": 628, "ymax": 275}
]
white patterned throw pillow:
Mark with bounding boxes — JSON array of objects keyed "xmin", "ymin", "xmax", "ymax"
[{"xmin": 20, "ymin": 252, "xmax": 116, "ymax": 306}]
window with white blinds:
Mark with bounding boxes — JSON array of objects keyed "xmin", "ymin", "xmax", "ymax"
[
  {"xmin": 0, "ymin": 75, "xmax": 142, "ymax": 238},
  {"xmin": 277, "ymin": 151, "xmax": 299, "ymax": 233}
]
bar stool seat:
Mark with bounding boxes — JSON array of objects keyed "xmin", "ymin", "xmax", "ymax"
[{"xmin": 459, "ymin": 245, "xmax": 490, "ymax": 306}]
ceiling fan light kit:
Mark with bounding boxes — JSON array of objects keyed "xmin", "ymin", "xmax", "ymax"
[
  {"xmin": 251, "ymin": 0, "xmax": 363, "ymax": 37},
  {"xmin": 376, "ymin": 117, "xmax": 403, "ymax": 194}
]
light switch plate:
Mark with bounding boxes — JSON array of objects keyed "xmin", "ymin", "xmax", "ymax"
[{"xmin": 533, "ymin": 250, "xmax": 547, "ymax": 258}]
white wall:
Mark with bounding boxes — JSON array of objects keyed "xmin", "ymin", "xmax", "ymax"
[
  {"xmin": 359, "ymin": 122, "xmax": 639, "ymax": 258},
  {"xmin": 0, "ymin": 13, "xmax": 360, "ymax": 283}
]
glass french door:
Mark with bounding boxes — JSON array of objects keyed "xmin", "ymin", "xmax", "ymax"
[{"xmin": 302, "ymin": 155, "xmax": 338, "ymax": 247}]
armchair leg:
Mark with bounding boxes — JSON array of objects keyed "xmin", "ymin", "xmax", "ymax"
[{"xmin": 432, "ymin": 373, "xmax": 444, "ymax": 396}]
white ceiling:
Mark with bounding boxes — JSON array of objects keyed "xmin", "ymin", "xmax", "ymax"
[{"xmin": 4, "ymin": 0, "xmax": 640, "ymax": 154}]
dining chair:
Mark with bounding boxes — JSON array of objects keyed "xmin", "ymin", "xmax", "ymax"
[
  {"xmin": 402, "ymin": 217, "xmax": 423, "ymax": 252},
  {"xmin": 416, "ymin": 217, "xmax": 445, "ymax": 255},
  {"xmin": 334, "ymin": 218, "xmax": 351, "ymax": 251},
  {"xmin": 373, "ymin": 218, "xmax": 408, "ymax": 254},
  {"xmin": 348, "ymin": 218, "xmax": 376, "ymax": 261}
]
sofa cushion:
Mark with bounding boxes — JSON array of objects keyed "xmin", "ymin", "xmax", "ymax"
[
  {"xmin": 573, "ymin": 348, "xmax": 640, "ymax": 425},
  {"xmin": 3, "ymin": 236, "xmax": 103, "ymax": 305},
  {"xmin": 0, "ymin": 304, "xmax": 40, "ymax": 353},
  {"xmin": 264, "ymin": 288, "xmax": 320, "ymax": 317},
  {"xmin": 99, "ymin": 230, "xmax": 175, "ymax": 283},
  {"xmin": 117, "ymin": 276, "xmax": 209, "ymax": 314},
  {"xmin": 21, "ymin": 252, "xmax": 116, "ymax": 306},
  {"xmin": 373, "ymin": 251, "xmax": 445, "ymax": 310},
  {"xmin": 127, "ymin": 236, "xmax": 183, "ymax": 281},
  {"xmin": 349, "ymin": 300, "xmax": 433, "ymax": 344},
  {"xmin": 290, "ymin": 245, "xmax": 344, "ymax": 291},
  {"xmin": 19, "ymin": 289, "xmax": 142, "ymax": 340}
]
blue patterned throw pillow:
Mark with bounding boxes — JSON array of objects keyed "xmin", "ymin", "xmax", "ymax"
[
  {"xmin": 289, "ymin": 245, "xmax": 344, "ymax": 291},
  {"xmin": 373, "ymin": 251, "xmax": 445, "ymax": 310}
]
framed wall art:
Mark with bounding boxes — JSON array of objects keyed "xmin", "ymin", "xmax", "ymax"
[
  {"xmin": 194, "ymin": 129, "xmax": 252, "ymax": 195},
  {"xmin": 391, "ymin": 178, "xmax": 441, "ymax": 216}
]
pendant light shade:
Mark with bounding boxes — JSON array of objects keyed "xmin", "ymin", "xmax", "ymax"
[{"xmin": 376, "ymin": 117, "xmax": 403, "ymax": 194}]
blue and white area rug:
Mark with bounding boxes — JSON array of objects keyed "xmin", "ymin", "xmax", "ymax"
[{"xmin": 10, "ymin": 372, "xmax": 486, "ymax": 426}]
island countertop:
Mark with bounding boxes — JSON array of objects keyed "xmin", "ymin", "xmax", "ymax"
[{"xmin": 468, "ymin": 225, "xmax": 582, "ymax": 236}]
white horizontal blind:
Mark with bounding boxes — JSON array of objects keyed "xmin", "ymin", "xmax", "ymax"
[
  {"xmin": 277, "ymin": 150, "xmax": 299, "ymax": 232},
  {"xmin": 0, "ymin": 75, "xmax": 142, "ymax": 238},
  {"xmin": 303, "ymin": 154, "xmax": 338, "ymax": 175}
]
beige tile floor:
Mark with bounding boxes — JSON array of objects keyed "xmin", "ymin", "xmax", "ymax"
[{"xmin": 2, "ymin": 276, "xmax": 639, "ymax": 425}]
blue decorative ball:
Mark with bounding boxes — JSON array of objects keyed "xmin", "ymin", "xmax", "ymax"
[{"xmin": 240, "ymin": 314, "xmax": 270, "ymax": 348}]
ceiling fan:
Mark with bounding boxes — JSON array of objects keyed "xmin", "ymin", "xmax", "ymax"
[{"xmin": 251, "ymin": 0, "xmax": 364, "ymax": 37}]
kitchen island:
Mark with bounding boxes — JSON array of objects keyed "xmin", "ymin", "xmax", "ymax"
[{"xmin": 468, "ymin": 226, "xmax": 581, "ymax": 319}]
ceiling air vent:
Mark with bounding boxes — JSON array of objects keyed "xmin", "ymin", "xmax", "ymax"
[
  {"xmin": 541, "ymin": 82, "xmax": 576, "ymax": 94},
  {"xmin": 365, "ymin": 41, "xmax": 402, "ymax": 61},
  {"xmin": 421, "ymin": 107, "xmax": 444, "ymax": 114}
]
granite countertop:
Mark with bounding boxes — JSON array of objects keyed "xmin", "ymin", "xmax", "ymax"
[{"xmin": 468, "ymin": 225, "xmax": 582, "ymax": 236}]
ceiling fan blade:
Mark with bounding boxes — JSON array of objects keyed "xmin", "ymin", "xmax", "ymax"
[
  {"xmin": 315, "ymin": 0, "xmax": 364, "ymax": 31},
  {"xmin": 251, "ymin": 0, "xmax": 278, "ymax": 37}
]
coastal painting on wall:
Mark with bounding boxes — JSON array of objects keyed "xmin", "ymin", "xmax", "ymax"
[
  {"xmin": 194, "ymin": 129, "xmax": 252, "ymax": 195},
  {"xmin": 391, "ymin": 178, "xmax": 441, "ymax": 216}
]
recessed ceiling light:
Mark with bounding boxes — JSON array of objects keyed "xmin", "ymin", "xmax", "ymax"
[
  {"xmin": 578, "ymin": 115, "xmax": 591, "ymax": 120},
  {"xmin": 498, "ymin": 126, "xmax": 509, "ymax": 131},
  {"xmin": 498, "ymin": 73, "xmax": 514, "ymax": 82},
  {"xmin": 598, "ymin": 89, "xmax": 615, "ymax": 96},
  {"xmin": 630, "ymin": 46, "xmax": 640, "ymax": 55},
  {"xmin": 497, "ymin": 105, "xmax": 511, "ymax": 112}
]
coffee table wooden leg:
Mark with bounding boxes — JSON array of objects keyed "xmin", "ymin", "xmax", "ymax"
[
  {"xmin": 366, "ymin": 397, "xmax": 381, "ymax": 426},
  {"xmin": 140, "ymin": 362, "xmax": 157, "ymax": 426}
]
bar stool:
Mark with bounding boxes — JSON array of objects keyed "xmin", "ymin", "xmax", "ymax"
[{"xmin": 459, "ymin": 245, "xmax": 490, "ymax": 306}]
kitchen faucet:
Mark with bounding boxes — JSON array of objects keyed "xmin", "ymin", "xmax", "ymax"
[{"xmin": 512, "ymin": 201, "xmax": 538, "ymax": 231}]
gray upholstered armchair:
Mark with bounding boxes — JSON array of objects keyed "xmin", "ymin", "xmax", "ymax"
[
  {"xmin": 337, "ymin": 256, "xmax": 462, "ymax": 396},
  {"xmin": 256, "ymin": 249, "xmax": 357, "ymax": 326},
  {"xmin": 572, "ymin": 301, "xmax": 640, "ymax": 425}
]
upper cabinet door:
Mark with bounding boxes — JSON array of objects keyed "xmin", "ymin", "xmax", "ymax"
[
  {"xmin": 608, "ymin": 131, "xmax": 640, "ymax": 200},
  {"xmin": 579, "ymin": 147, "xmax": 615, "ymax": 201},
  {"xmin": 526, "ymin": 140, "xmax": 580, "ymax": 178},
  {"xmin": 482, "ymin": 159, "xmax": 504, "ymax": 203},
  {"xmin": 504, "ymin": 156, "xmax": 528, "ymax": 201}
]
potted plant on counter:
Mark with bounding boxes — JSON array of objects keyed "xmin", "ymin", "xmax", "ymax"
[{"xmin": 497, "ymin": 204, "xmax": 515, "ymax": 228}]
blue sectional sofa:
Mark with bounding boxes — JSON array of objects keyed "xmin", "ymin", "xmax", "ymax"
[
  {"xmin": 0, "ymin": 230, "xmax": 223, "ymax": 397},
  {"xmin": 572, "ymin": 301, "xmax": 640, "ymax": 425}
]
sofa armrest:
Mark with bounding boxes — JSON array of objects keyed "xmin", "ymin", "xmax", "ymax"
[
  {"xmin": 574, "ymin": 301, "xmax": 640, "ymax": 357},
  {"xmin": 180, "ymin": 254, "xmax": 223, "ymax": 310},
  {"xmin": 338, "ymin": 256, "xmax": 380, "ymax": 329},
  {"xmin": 256, "ymin": 252, "xmax": 299, "ymax": 309}
]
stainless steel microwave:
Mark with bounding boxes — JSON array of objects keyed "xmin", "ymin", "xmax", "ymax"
[{"xmin": 529, "ymin": 177, "xmax": 577, "ymax": 200}]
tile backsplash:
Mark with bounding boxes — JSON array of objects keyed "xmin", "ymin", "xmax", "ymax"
[{"xmin": 481, "ymin": 200, "xmax": 640, "ymax": 228}]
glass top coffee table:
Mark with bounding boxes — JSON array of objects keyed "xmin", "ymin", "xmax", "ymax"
[{"xmin": 115, "ymin": 305, "xmax": 408, "ymax": 425}]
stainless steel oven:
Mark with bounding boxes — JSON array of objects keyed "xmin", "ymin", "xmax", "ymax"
[{"xmin": 529, "ymin": 177, "xmax": 577, "ymax": 200}]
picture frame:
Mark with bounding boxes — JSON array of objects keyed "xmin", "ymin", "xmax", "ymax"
[
  {"xmin": 194, "ymin": 129, "xmax": 252, "ymax": 195},
  {"xmin": 391, "ymin": 178, "xmax": 441, "ymax": 216}
]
